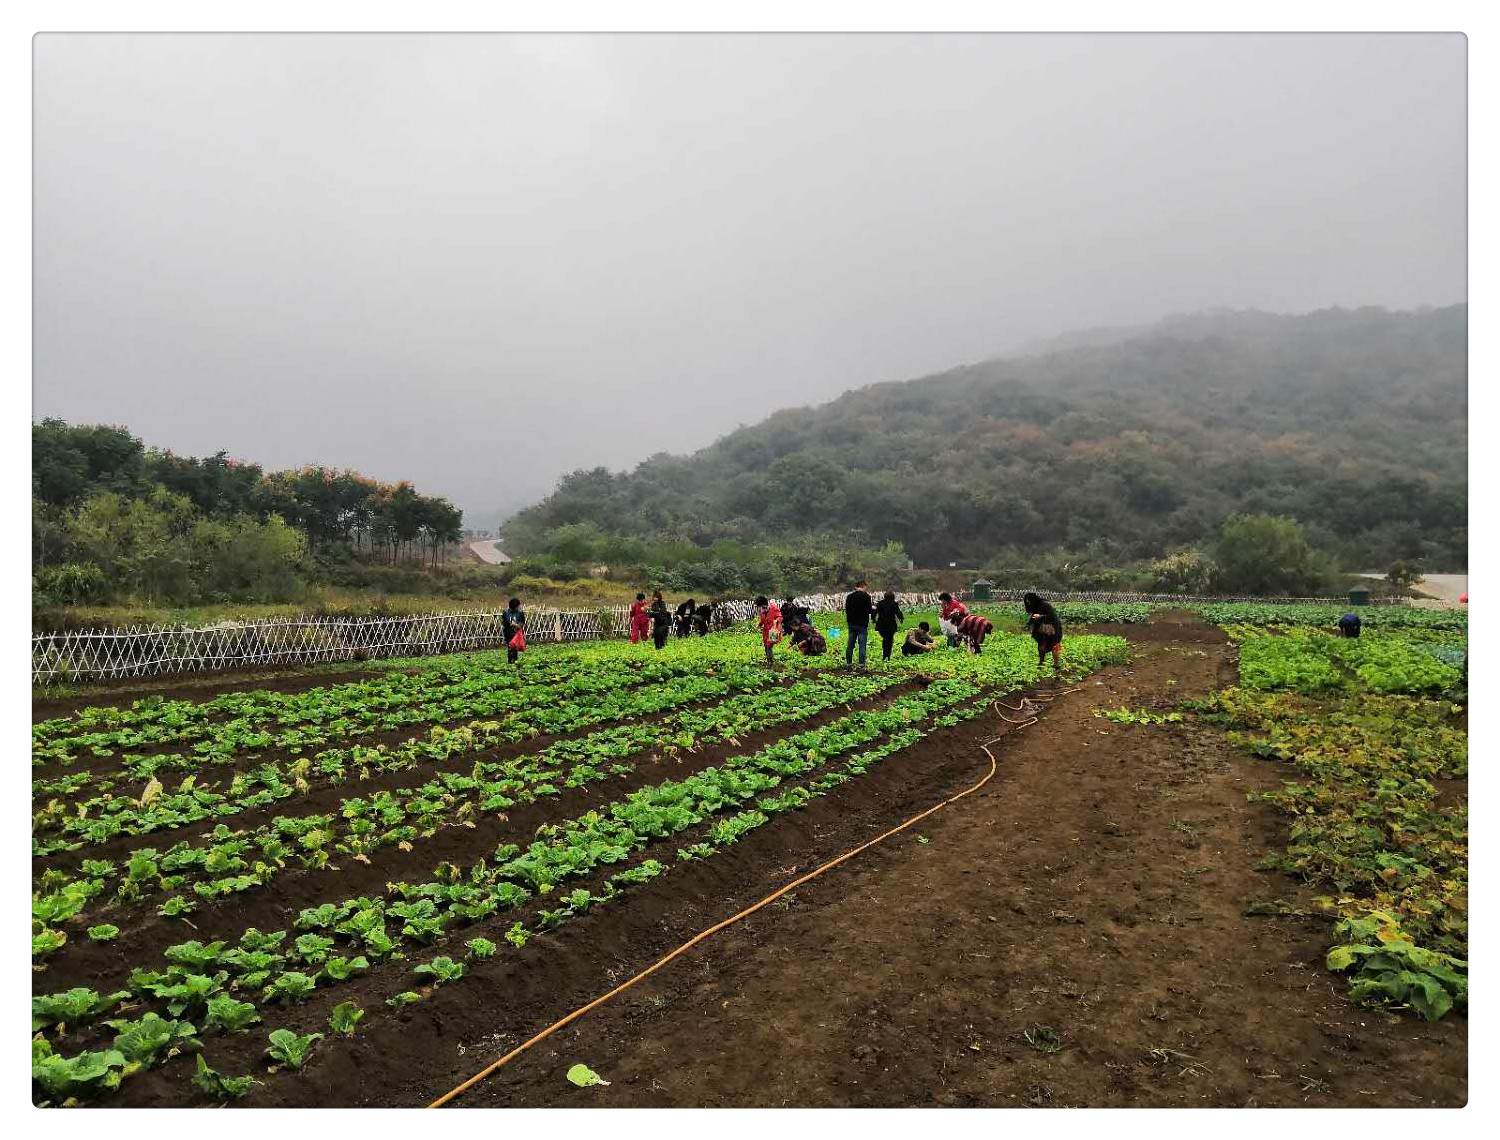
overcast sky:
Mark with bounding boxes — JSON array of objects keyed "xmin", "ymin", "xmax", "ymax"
[{"xmin": 33, "ymin": 33, "xmax": 1465, "ymax": 524}]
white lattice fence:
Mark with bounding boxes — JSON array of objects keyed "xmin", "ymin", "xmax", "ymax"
[{"xmin": 32, "ymin": 608, "xmax": 618, "ymax": 685}]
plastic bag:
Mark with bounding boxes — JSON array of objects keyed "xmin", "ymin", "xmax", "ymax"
[{"xmin": 509, "ymin": 629, "xmax": 527, "ymax": 651}]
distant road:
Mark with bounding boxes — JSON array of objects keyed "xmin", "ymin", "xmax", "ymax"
[
  {"xmin": 1414, "ymin": 574, "xmax": 1467, "ymax": 605},
  {"xmin": 1357, "ymin": 572, "xmax": 1467, "ymax": 607},
  {"xmin": 467, "ymin": 540, "xmax": 510, "ymax": 565}
]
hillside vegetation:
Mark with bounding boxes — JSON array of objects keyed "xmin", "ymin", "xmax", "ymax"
[{"xmin": 508, "ymin": 305, "xmax": 1466, "ymax": 573}]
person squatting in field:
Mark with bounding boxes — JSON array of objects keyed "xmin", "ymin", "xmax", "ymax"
[
  {"xmin": 756, "ymin": 596, "xmax": 784, "ymax": 667},
  {"xmin": 844, "ymin": 580, "xmax": 876, "ymax": 668},
  {"xmin": 1338, "ymin": 611, "xmax": 1362, "ymax": 638},
  {"xmin": 938, "ymin": 592, "xmax": 968, "ymax": 648},
  {"xmin": 501, "ymin": 597, "xmax": 526, "ymax": 665},
  {"xmin": 649, "ymin": 591, "xmax": 672, "ymax": 650},
  {"xmin": 789, "ymin": 619, "xmax": 826, "ymax": 656},
  {"xmin": 874, "ymin": 590, "xmax": 905, "ymax": 660},
  {"xmin": 693, "ymin": 601, "xmax": 713, "ymax": 636},
  {"xmin": 629, "ymin": 593, "xmax": 650, "ymax": 644},
  {"xmin": 902, "ymin": 621, "xmax": 938, "ymax": 655},
  {"xmin": 1024, "ymin": 591, "xmax": 1064, "ymax": 674}
]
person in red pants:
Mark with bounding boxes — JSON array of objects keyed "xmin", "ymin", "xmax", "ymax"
[{"xmin": 629, "ymin": 593, "xmax": 650, "ymax": 644}]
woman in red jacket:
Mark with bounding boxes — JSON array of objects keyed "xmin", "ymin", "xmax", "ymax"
[
  {"xmin": 628, "ymin": 593, "xmax": 650, "ymax": 644},
  {"xmin": 938, "ymin": 592, "xmax": 968, "ymax": 649}
]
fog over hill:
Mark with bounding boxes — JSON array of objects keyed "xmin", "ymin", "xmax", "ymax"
[{"xmin": 506, "ymin": 304, "xmax": 1467, "ymax": 570}]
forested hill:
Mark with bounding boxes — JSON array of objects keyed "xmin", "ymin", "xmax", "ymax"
[{"xmin": 509, "ymin": 304, "xmax": 1467, "ymax": 569}]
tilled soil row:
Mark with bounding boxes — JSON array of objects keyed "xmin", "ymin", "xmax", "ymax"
[{"xmin": 37, "ymin": 676, "xmax": 931, "ymax": 996}]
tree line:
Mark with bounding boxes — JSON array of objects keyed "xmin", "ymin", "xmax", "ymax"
[{"xmin": 32, "ymin": 419, "xmax": 464, "ymax": 607}]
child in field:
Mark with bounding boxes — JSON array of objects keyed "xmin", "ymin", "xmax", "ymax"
[{"xmin": 756, "ymin": 595, "xmax": 783, "ymax": 667}]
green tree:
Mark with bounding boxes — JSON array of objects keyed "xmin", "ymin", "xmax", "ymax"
[
  {"xmin": 1212, "ymin": 514, "xmax": 1328, "ymax": 596},
  {"xmin": 33, "ymin": 420, "xmax": 145, "ymax": 506}
]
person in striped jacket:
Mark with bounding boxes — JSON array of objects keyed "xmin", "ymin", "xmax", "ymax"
[{"xmin": 956, "ymin": 612, "xmax": 993, "ymax": 654}]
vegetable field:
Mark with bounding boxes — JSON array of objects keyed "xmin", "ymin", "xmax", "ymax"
[
  {"xmin": 32, "ymin": 611, "xmax": 1131, "ymax": 1107},
  {"xmin": 1193, "ymin": 620, "xmax": 1468, "ymax": 1023}
]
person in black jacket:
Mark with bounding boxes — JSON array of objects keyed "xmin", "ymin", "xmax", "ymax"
[
  {"xmin": 693, "ymin": 601, "xmax": 713, "ymax": 636},
  {"xmin": 873, "ymin": 590, "xmax": 904, "ymax": 660},
  {"xmin": 780, "ymin": 599, "xmax": 808, "ymax": 631},
  {"xmin": 1023, "ymin": 591, "xmax": 1064, "ymax": 674},
  {"xmin": 674, "ymin": 598, "xmax": 696, "ymax": 638},
  {"xmin": 648, "ymin": 591, "xmax": 672, "ymax": 650},
  {"xmin": 843, "ymin": 580, "xmax": 875, "ymax": 668}
]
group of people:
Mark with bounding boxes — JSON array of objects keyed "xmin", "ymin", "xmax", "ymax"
[
  {"xmin": 627, "ymin": 591, "xmax": 714, "ymax": 649},
  {"xmin": 499, "ymin": 586, "xmax": 1066, "ymax": 674},
  {"xmin": 749, "ymin": 585, "xmax": 1066, "ymax": 674}
]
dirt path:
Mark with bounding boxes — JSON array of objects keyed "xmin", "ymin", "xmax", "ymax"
[{"xmin": 445, "ymin": 612, "xmax": 1466, "ymax": 1108}]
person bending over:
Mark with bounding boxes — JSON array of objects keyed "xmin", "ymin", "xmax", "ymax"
[
  {"xmin": 790, "ymin": 620, "xmax": 826, "ymax": 656},
  {"xmin": 938, "ymin": 592, "xmax": 968, "ymax": 648},
  {"xmin": 1024, "ymin": 591, "xmax": 1064, "ymax": 674},
  {"xmin": 957, "ymin": 612, "xmax": 993, "ymax": 654}
]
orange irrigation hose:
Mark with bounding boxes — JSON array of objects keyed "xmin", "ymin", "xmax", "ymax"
[{"xmin": 426, "ymin": 697, "xmax": 1041, "ymax": 1108}]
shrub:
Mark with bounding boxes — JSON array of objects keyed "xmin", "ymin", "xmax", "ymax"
[
  {"xmin": 1149, "ymin": 550, "xmax": 1218, "ymax": 594},
  {"xmin": 1213, "ymin": 514, "xmax": 1331, "ymax": 596}
]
